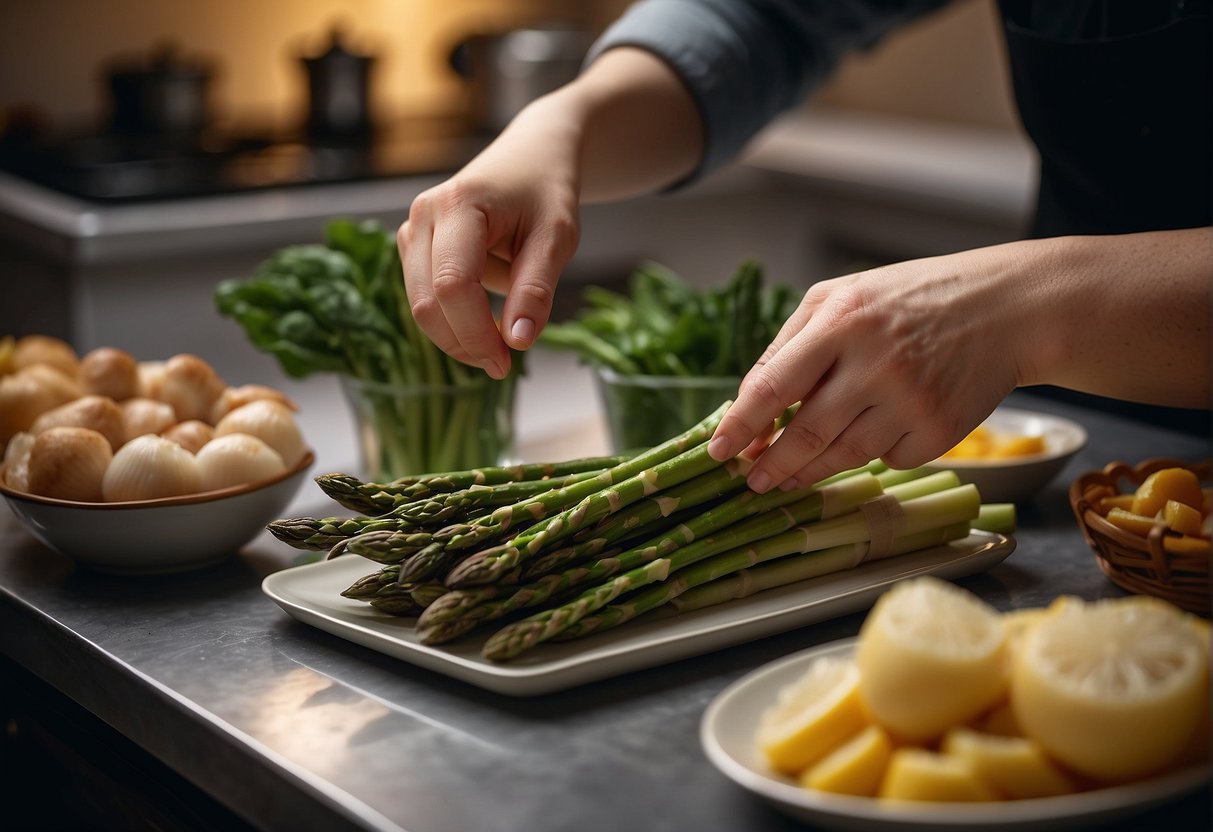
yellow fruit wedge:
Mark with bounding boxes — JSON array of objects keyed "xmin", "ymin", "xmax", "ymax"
[
  {"xmin": 856, "ymin": 577, "xmax": 1008, "ymax": 741},
  {"xmin": 1104, "ymin": 507, "xmax": 1164, "ymax": 537},
  {"xmin": 800, "ymin": 724, "xmax": 893, "ymax": 797},
  {"xmin": 1164, "ymin": 500, "xmax": 1203, "ymax": 536},
  {"xmin": 757, "ymin": 656, "xmax": 868, "ymax": 776},
  {"xmin": 1002, "ymin": 607, "xmax": 1049, "ymax": 656},
  {"xmin": 941, "ymin": 426, "xmax": 993, "ymax": 459},
  {"xmin": 1012, "ymin": 595, "xmax": 1209, "ymax": 782},
  {"xmin": 1164, "ymin": 534, "xmax": 1211, "ymax": 555},
  {"xmin": 1131, "ymin": 467, "xmax": 1203, "ymax": 517},
  {"xmin": 942, "ymin": 727, "xmax": 1076, "ymax": 800},
  {"xmin": 974, "ymin": 702, "xmax": 1023, "ymax": 738},
  {"xmin": 989, "ymin": 435, "xmax": 1046, "ymax": 459},
  {"xmin": 1097, "ymin": 494, "xmax": 1136, "ymax": 513},
  {"xmin": 879, "ymin": 748, "xmax": 998, "ymax": 802}
]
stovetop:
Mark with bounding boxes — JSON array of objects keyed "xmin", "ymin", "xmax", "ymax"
[{"xmin": 0, "ymin": 118, "xmax": 485, "ymax": 203}]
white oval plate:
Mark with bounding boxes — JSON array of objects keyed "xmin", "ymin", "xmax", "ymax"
[{"xmin": 700, "ymin": 638, "xmax": 1209, "ymax": 832}]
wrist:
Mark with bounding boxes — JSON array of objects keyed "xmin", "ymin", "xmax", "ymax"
[{"xmin": 1008, "ymin": 236, "xmax": 1091, "ymax": 390}]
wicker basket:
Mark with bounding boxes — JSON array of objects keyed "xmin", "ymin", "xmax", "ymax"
[{"xmin": 1069, "ymin": 458, "xmax": 1211, "ymax": 615}]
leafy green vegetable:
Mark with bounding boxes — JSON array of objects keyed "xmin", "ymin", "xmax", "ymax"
[
  {"xmin": 539, "ymin": 259, "xmax": 799, "ymax": 450},
  {"xmin": 216, "ymin": 218, "xmax": 521, "ymax": 479}
]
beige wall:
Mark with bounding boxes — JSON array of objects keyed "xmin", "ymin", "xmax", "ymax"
[
  {"xmin": 0, "ymin": 0, "xmax": 585, "ymax": 130},
  {"xmin": 0, "ymin": 0, "xmax": 1016, "ymax": 133}
]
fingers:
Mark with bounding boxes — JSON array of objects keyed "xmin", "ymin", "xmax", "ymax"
[
  {"xmin": 776, "ymin": 406, "xmax": 906, "ymax": 491},
  {"xmin": 400, "ymin": 219, "xmax": 472, "ymax": 366},
  {"xmin": 707, "ymin": 321, "xmax": 835, "ymax": 468},
  {"xmin": 500, "ymin": 210, "xmax": 579, "ymax": 351},
  {"xmin": 429, "ymin": 209, "xmax": 511, "ymax": 378},
  {"xmin": 401, "ymin": 182, "xmax": 580, "ymax": 376}
]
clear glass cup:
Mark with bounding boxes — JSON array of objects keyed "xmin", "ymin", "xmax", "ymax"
[
  {"xmin": 340, "ymin": 374, "xmax": 517, "ymax": 482},
  {"xmin": 594, "ymin": 368, "xmax": 739, "ymax": 452}
]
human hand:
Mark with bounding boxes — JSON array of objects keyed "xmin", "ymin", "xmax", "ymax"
[
  {"xmin": 707, "ymin": 244, "xmax": 1051, "ymax": 491},
  {"xmin": 398, "ymin": 99, "xmax": 583, "ymax": 379}
]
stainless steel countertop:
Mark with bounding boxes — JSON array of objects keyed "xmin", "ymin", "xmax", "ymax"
[{"xmin": 1, "ymin": 389, "xmax": 1209, "ymax": 832}]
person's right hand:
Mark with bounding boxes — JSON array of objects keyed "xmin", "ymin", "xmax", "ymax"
[{"xmin": 399, "ymin": 97, "xmax": 584, "ymax": 379}]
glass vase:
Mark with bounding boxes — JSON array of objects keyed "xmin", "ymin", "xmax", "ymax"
[{"xmin": 340, "ymin": 374, "xmax": 517, "ymax": 482}]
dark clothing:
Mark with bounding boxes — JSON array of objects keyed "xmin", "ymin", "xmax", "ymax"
[{"xmin": 590, "ymin": 0, "xmax": 1212, "ymax": 434}]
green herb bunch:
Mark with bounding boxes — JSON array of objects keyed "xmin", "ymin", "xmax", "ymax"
[
  {"xmin": 215, "ymin": 218, "xmax": 521, "ymax": 478},
  {"xmin": 541, "ymin": 259, "xmax": 798, "ymax": 377},
  {"xmin": 540, "ymin": 259, "xmax": 799, "ymax": 450}
]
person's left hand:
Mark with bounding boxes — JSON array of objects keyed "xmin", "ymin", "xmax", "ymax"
[{"xmin": 706, "ymin": 243, "xmax": 1053, "ymax": 491}]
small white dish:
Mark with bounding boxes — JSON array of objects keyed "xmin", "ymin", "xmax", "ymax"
[
  {"xmin": 701, "ymin": 638, "xmax": 1209, "ymax": 832},
  {"xmin": 0, "ymin": 451, "xmax": 314, "ymax": 575},
  {"xmin": 925, "ymin": 407, "xmax": 1088, "ymax": 503}
]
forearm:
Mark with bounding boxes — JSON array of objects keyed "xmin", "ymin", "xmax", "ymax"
[
  {"xmin": 1023, "ymin": 227, "xmax": 1212, "ymax": 408},
  {"xmin": 504, "ymin": 47, "xmax": 705, "ymax": 205}
]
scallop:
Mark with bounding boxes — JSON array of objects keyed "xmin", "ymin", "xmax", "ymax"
[
  {"xmin": 31, "ymin": 394, "xmax": 125, "ymax": 451},
  {"xmin": 120, "ymin": 397, "xmax": 177, "ymax": 443},
  {"xmin": 159, "ymin": 354, "xmax": 227, "ymax": 422},
  {"xmin": 161, "ymin": 420, "xmax": 214, "ymax": 455},
  {"xmin": 102, "ymin": 434, "xmax": 201, "ymax": 501},
  {"xmin": 3, "ymin": 431, "xmax": 35, "ymax": 492},
  {"xmin": 0, "ymin": 366, "xmax": 80, "ymax": 445},
  {"xmin": 136, "ymin": 361, "xmax": 167, "ymax": 400},
  {"xmin": 13, "ymin": 334, "xmax": 79, "ymax": 378},
  {"xmin": 214, "ymin": 399, "xmax": 307, "ymax": 467},
  {"xmin": 195, "ymin": 433, "xmax": 285, "ymax": 492},
  {"xmin": 209, "ymin": 384, "xmax": 298, "ymax": 425},
  {"xmin": 27, "ymin": 426, "xmax": 113, "ymax": 502},
  {"xmin": 79, "ymin": 346, "xmax": 139, "ymax": 401}
]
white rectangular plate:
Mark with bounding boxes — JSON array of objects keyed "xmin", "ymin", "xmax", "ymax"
[{"xmin": 262, "ymin": 531, "xmax": 1014, "ymax": 696}]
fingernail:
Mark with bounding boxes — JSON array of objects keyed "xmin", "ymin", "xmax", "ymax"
[
  {"xmin": 748, "ymin": 470, "xmax": 771, "ymax": 493},
  {"xmin": 480, "ymin": 358, "xmax": 504, "ymax": 379},
  {"xmin": 708, "ymin": 436, "xmax": 732, "ymax": 460},
  {"xmin": 510, "ymin": 317, "xmax": 535, "ymax": 347}
]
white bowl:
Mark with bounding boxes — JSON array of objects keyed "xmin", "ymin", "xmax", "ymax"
[
  {"xmin": 924, "ymin": 407, "xmax": 1088, "ymax": 504},
  {"xmin": 0, "ymin": 450, "xmax": 314, "ymax": 575}
]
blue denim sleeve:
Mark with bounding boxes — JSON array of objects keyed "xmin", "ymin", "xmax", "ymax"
[{"xmin": 586, "ymin": 0, "xmax": 955, "ymax": 183}]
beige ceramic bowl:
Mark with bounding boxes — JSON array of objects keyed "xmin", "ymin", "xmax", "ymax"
[
  {"xmin": 924, "ymin": 407, "xmax": 1088, "ymax": 504},
  {"xmin": 0, "ymin": 450, "xmax": 314, "ymax": 574}
]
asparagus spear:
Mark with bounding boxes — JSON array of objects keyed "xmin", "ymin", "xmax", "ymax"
[
  {"xmin": 315, "ymin": 459, "xmax": 625, "ymax": 515},
  {"xmin": 417, "ymin": 470, "xmax": 884, "ymax": 643},
  {"xmin": 341, "ymin": 565, "xmax": 401, "ymax": 598},
  {"xmin": 442, "ymin": 438, "xmax": 726, "ymax": 588},
  {"xmin": 269, "ymin": 514, "xmax": 423, "ymax": 551},
  {"xmin": 556, "ymin": 522, "xmax": 974, "ymax": 639},
  {"xmin": 274, "ymin": 470, "xmax": 609, "ymax": 550},
  {"xmin": 519, "ymin": 461, "xmax": 751, "ymax": 579},
  {"xmin": 481, "ymin": 483, "xmax": 981, "ymax": 661},
  {"xmin": 341, "ymin": 403, "xmax": 731, "ymax": 572},
  {"xmin": 368, "ymin": 596, "xmax": 424, "ymax": 616},
  {"xmin": 393, "ymin": 472, "xmax": 603, "ymax": 523}
]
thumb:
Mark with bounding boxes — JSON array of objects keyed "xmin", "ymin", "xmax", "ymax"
[{"xmin": 500, "ymin": 214, "xmax": 579, "ymax": 350}]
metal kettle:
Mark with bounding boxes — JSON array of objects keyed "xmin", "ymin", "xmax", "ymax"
[{"xmin": 300, "ymin": 27, "xmax": 376, "ymax": 140}]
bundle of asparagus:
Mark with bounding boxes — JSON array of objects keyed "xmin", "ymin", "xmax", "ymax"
[{"xmin": 269, "ymin": 404, "xmax": 1014, "ymax": 662}]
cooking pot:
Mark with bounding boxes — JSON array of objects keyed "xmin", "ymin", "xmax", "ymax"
[
  {"xmin": 451, "ymin": 26, "xmax": 590, "ymax": 133},
  {"xmin": 106, "ymin": 43, "xmax": 213, "ymax": 137}
]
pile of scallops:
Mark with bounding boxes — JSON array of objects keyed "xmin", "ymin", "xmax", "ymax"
[{"xmin": 1, "ymin": 335, "xmax": 308, "ymax": 503}]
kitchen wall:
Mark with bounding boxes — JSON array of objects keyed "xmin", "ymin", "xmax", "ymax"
[
  {"xmin": 0, "ymin": 0, "xmax": 588, "ymax": 132},
  {"xmin": 0, "ymin": 0, "xmax": 1017, "ymax": 134}
]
